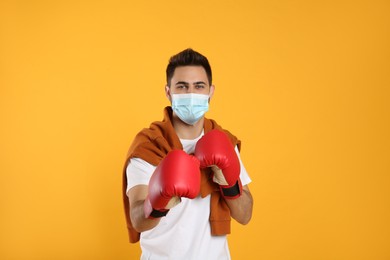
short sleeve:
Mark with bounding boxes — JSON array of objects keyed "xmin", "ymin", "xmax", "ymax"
[
  {"xmin": 235, "ymin": 146, "xmax": 252, "ymax": 186},
  {"xmin": 126, "ymin": 158, "xmax": 156, "ymax": 193}
]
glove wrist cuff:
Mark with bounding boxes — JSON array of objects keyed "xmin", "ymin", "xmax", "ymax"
[
  {"xmin": 220, "ymin": 179, "xmax": 242, "ymax": 199},
  {"xmin": 148, "ymin": 209, "xmax": 169, "ymax": 219}
]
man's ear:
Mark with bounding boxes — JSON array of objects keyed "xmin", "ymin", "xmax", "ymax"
[
  {"xmin": 165, "ymin": 85, "xmax": 172, "ymax": 102},
  {"xmin": 209, "ymin": 85, "xmax": 215, "ymax": 100}
]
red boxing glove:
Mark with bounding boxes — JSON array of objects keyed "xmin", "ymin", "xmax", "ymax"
[
  {"xmin": 195, "ymin": 129, "xmax": 242, "ymax": 199},
  {"xmin": 144, "ymin": 150, "xmax": 201, "ymax": 219}
]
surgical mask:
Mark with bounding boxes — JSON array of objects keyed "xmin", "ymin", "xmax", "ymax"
[{"xmin": 171, "ymin": 93, "xmax": 209, "ymax": 125}]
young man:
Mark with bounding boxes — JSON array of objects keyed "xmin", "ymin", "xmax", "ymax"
[{"xmin": 123, "ymin": 48, "xmax": 253, "ymax": 259}]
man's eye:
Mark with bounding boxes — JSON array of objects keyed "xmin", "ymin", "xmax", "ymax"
[
  {"xmin": 195, "ymin": 85, "xmax": 205, "ymax": 89},
  {"xmin": 177, "ymin": 85, "xmax": 186, "ymax": 89}
]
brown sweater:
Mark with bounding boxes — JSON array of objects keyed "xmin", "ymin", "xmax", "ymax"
[{"xmin": 122, "ymin": 106, "xmax": 241, "ymax": 243}]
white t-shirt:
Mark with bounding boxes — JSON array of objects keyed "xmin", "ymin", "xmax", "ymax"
[{"xmin": 126, "ymin": 133, "xmax": 252, "ymax": 260}]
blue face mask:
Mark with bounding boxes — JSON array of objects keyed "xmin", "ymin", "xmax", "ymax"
[{"xmin": 171, "ymin": 93, "xmax": 209, "ymax": 125}]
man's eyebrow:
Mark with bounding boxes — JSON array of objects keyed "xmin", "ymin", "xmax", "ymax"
[
  {"xmin": 174, "ymin": 81, "xmax": 207, "ymax": 86},
  {"xmin": 194, "ymin": 81, "xmax": 207, "ymax": 85},
  {"xmin": 175, "ymin": 81, "xmax": 189, "ymax": 85}
]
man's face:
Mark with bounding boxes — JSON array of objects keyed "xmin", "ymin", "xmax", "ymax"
[{"xmin": 165, "ymin": 66, "xmax": 214, "ymax": 99}]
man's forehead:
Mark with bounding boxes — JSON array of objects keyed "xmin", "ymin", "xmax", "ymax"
[
  {"xmin": 172, "ymin": 66, "xmax": 209, "ymax": 83},
  {"xmin": 173, "ymin": 66, "xmax": 206, "ymax": 75}
]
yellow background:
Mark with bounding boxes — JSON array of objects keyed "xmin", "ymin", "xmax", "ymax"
[{"xmin": 1, "ymin": 0, "xmax": 389, "ymax": 259}]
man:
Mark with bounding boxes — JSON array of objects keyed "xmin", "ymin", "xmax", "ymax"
[{"xmin": 123, "ymin": 48, "xmax": 253, "ymax": 259}]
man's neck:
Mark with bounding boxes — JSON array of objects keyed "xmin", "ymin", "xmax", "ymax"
[{"xmin": 172, "ymin": 114, "xmax": 204, "ymax": 140}]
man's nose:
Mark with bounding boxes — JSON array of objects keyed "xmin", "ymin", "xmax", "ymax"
[{"xmin": 186, "ymin": 86, "xmax": 196, "ymax": 93}]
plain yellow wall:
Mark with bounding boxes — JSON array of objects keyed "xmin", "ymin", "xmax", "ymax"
[{"xmin": 1, "ymin": 0, "xmax": 389, "ymax": 259}]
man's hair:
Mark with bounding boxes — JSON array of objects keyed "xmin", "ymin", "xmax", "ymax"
[{"xmin": 166, "ymin": 48, "xmax": 212, "ymax": 86}]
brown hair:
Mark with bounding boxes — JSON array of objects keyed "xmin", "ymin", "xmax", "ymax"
[{"xmin": 166, "ymin": 48, "xmax": 212, "ymax": 86}]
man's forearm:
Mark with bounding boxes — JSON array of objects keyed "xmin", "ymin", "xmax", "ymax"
[
  {"xmin": 130, "ymin": 200, "xmax": 161, "ymax": 232},
  {"xmin": 225, "ymin": 186, "xmax": 253, "ymax": 225}
]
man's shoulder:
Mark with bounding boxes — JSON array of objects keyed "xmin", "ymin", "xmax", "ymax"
[
  {"xmin": 205, "ymin": 117, "xmax": 237, "ymax": 136},
  {"xmin": 132, "ymin": 106, "xmax": 174, "ymax": 140},
  {"xmin": 205, "ymin": 117, "xmax": 241, "ymax": 150}
]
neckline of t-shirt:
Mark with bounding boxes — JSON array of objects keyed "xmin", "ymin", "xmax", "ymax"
[{"xmin": 179, "ymin": 130, "xmax": 204, "ymax": 143}]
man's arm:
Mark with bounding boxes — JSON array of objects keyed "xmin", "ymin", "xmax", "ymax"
[
  {"xmin": 127, "ymin": 185, "xmax": 161, "ymax": 233},
  {"xmin": 127, "ymin": 150, "xmax": 201, "ymax": 233},
  {"xmin": 194, "ymin": 129, "xmax": 254, "ymax": 225},
  {"xmin": 224, "ymin": 185, "xmax": 253, "ymax": 225}
]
